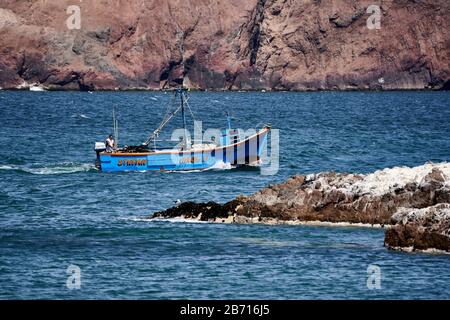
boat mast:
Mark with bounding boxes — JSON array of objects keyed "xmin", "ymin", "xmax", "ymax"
[
  {"xmin": 180, "ymin": 89, "xmax": 189, "ymax": 149},
  {"xmin": 113, "ymin": 107, "xmax": 119, "ymax": 148},
  {"xmin": 115, "ymin": 118, "xmax": 119, "ymax": 148}
]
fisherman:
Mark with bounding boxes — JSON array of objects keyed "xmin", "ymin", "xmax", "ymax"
[{"xmin": 105, "ymin": 134, "xmax": 115, "ymax": 152}]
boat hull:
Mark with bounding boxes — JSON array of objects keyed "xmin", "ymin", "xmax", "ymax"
[{"xmin": 98, "ymin": 127, "xmax": 270, "ymax": 172}]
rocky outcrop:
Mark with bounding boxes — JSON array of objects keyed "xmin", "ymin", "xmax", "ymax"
[
  {"xmin": 385, "ymin": 204, "xmax": 450, "ymax": 252},
  {"xmin": 154, "ymin": 200, "xmax": 242, "ymax": 223},
  {"xmin": 152, "ymin": 163, "xmax": 450, "ymax": 252},
  {"xmin": 0, "ymin": 0, "xmax": 449, "ymax": 90}
]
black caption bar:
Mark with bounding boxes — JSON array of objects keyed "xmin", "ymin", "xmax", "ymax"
[{"xmin": 0, "ymin": 300, "xmax": 447, "ymax": 318}]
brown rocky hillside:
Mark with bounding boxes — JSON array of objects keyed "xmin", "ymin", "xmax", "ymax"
[{"xmin": 0, "ymin": 0, "xmax": 448, "ymax": 90}]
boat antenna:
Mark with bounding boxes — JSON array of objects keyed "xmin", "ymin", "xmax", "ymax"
[{"xmin": 226, "ymin": 111, "xmax": 232, "ymax": 130}]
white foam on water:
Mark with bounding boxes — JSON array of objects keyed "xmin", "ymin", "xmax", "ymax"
[
  {"xmin": 174, "ymin": 169, "xmax": 205, "ymax": 173},
  {"xmin": 0, "ymin": 165, "xmax": 16, "ymax": 171},
  {"xmin": 120, "ymin": 217, "xmax": 153, "ymax": 222},
  {"xmin": 71, "ymin": 113, "xmax": 91, "ymax": 119},
  {"xmin": 208, "ymin": 160, "xmax": 233, "ymax": 170},
  {"xmin": 248, "ymin": 159, "xmax": 263, "ymax": 167},
  {"xmin": 148, "ymin": 217, "xmax": 209, "ymax": 224},
  {"xmin": 165, "ymin": 160, "xmax": 233, "ymax": 173},
  {"xmin": 150, "ymin": 96, "xmax": 158, "ymax": 101},
  {"xmin": 0, "ymin": 162, "xmax": 96, "ymax": 175},
  {"xmin": 29, "ymin": 85, "xmax": 45, "ymax": 92}
]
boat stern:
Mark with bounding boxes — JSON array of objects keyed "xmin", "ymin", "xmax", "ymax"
[{"xmin": 94, "ymin": 142, "xmax": 106, "ymax": 170}]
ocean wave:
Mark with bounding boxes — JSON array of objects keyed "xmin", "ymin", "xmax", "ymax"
[
  {"xmin": 0, "ymin": 162, "xmax": 96, "ymax": 175},
  {"xmin": 231, "ymin": 237, "xmax": 296, "ymax": 247},
  {"xmin": 71, "ymin": 113, "xmax": 91, "ymax": 119},
  {"xmin": 149, "ymin": 217, "xmax": 209, "ymax": 224},
  {"xmin": 120, "ymin": 217, "xmax": 151, "ymax": 222},
  {"xmin": 124, "ymin": 216, "xmax": 208, "ymax": 224}
]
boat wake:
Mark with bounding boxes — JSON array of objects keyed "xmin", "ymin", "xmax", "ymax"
[
  {"xmin": 0, "ymin": 162, "xmax": 96, "ymax": 175},
  {"xmin": 208, "ymin": 160, "xmax": 233, "ymax": 170},
  {"xmin": 166, "ymin": 161, "xmax": 234, "ymax": 173}
]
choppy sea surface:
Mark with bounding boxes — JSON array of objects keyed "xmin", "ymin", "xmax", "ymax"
[{"xmin": 0, "ymin": 90, "xmax": 449, "ymax": 299}]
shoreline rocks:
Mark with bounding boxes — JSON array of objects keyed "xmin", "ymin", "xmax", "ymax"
[
  {"xmin": 152, "ymin": 163, "xmax": 450, "ymax": 253},
  {"xmin": 385, "ymin": 204, "xmax": 450, "ymax": 252}
]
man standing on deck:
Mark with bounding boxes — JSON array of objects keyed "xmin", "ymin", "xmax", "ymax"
[{"xmin": 105, "ymin": 134, "xmax": 115, "ymax": 152}]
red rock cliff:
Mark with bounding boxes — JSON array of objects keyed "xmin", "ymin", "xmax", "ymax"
[{"xmin": 0, "ymin": 0, "xmax": 449, "ymax": 90}]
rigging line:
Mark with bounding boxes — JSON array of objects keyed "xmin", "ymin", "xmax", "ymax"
[
  {"xmin": 183, "ymin": 95, "xmax": 202, "ymax": 133},
  {"xmin": 143, "ymin": 92, "xmax": 180, "ymax": 146},
  {"xmin": 145, "ymin": 103, "xmax": 183, "ymax": 144},
  {"xmin": 160, "ymin": 93, "xmax": 177, "ymax": 126},
  {"xmin": 254, "ymin": 122, "xmax": 262, "ymax": 129},
  {"xmin": 158, "ymin": 91, "xmax": 177, "ymax": 125}
]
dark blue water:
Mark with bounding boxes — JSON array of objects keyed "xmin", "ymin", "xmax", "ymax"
[{"xmin": 0, "ymin": 91, "xmax": 449, "ymax": 299}]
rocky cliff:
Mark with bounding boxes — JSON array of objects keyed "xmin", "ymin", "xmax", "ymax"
[
  {"xmin": 0, "ymin": 0, "xmax": 449, "ymax": 90},
  {"xmin": 152, "ymin": 163, "xmax": 450, "ymax": 252}
]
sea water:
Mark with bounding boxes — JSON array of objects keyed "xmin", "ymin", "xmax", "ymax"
[{"xmin": 0, "ymin": 90, "xmax": 449, "ymax": 299}]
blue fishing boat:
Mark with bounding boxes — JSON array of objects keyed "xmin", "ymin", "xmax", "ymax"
[{"xmin": 94, "ymin": 89, "xmax": 270, "ymax": 172}]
